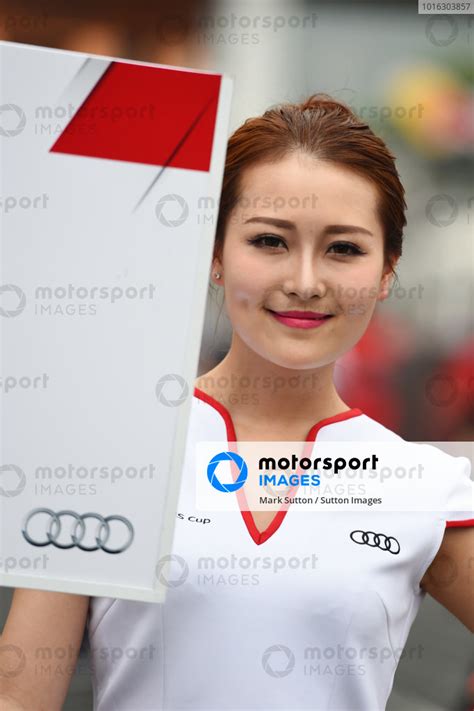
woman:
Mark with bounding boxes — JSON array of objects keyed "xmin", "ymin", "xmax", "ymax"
[{"xmin": 1, "ymin": 94, "xmax": 472, "ymax": 711}]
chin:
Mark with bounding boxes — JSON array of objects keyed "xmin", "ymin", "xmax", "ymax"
[{"xmin": 260, "ymin": 348, "xmax": 336, "ymax": 371}]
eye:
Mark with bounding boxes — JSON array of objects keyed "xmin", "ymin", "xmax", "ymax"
[
  {"xmin": 247, "ymin": 234, "xmax": 287, "ymax": 250},
  {"xmin": 327, "ymin": 241, "xmax": 365, "ymax": 256}
]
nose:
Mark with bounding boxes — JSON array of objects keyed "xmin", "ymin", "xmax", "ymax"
[{"xmin": 282, "ymin": 252, "xmax": 327, "ymax": 300}]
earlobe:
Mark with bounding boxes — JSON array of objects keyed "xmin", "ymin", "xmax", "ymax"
[
  {"xmin": 377, "ymin": 272, "xmax": 394, "ymax": 302},
  {"xmin": 211, "ymin": 260, "xmax": 223, "ymax": 285}
]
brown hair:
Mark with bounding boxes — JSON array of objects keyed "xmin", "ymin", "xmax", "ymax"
[{"xmin": 211, "ymin": 93, "xmax": 407, "ymax": 283}]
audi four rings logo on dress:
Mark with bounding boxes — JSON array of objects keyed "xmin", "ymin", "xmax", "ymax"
[
  {"xmin": 22, "ymin": 508, "xmax": 134, "ymax": 554},
  {"xmin": 350, "ymin": 529, "xmax": 400, "ymax": 555}
]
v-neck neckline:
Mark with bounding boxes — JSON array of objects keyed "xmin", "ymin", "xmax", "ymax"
[{"xmin": 193, "ymin": 386, "xmax": 363, "ymax": 546}]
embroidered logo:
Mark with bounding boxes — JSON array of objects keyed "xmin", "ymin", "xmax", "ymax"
[{"xmin": 350, "ymin": 529, "xmax": 400, "ymax": 555}]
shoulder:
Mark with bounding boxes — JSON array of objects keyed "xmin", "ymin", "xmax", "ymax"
[{"xmin": 319, "ymin": 412, "xmax": 472, "ymax": 517}]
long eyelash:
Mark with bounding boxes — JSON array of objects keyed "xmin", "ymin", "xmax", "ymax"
[
  {"xmin": 329, "ymin": 241, "xmax": 366, "ymax": 255},
  {"xmin": 246, "ymin": 235, "xmax": 286, "ymax": 249},
  {"xmin": 246, "ymin": 236, "xmax": 366, "ymax": 255}
]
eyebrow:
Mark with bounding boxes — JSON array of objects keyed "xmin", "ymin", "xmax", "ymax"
[{"xmin": 243, "ymin": 216, "xmax": 374, "ymax": 236}]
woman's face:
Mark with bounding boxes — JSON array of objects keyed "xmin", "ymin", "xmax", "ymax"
[{"xmin": 212, "ymin": 152, "xmax": 394, "ymax": 370}]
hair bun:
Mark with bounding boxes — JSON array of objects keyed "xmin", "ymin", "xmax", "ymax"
[{"xmin": 299, "ymin": 92, "xmax": 351, "ymax": 114}]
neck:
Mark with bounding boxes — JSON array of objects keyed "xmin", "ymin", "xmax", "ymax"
[{"xmin": 196, "ymin": 332, "xmax": 349, "ymax": 428}]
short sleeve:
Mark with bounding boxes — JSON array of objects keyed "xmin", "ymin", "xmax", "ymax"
[{"xmin": 444, "ymin": 455, "xmax": 474, "ymax": 528}]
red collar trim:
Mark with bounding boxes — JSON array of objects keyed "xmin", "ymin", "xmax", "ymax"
[{"xmin": 194, "ymin": 386, "xmax": 363, "ymax": 546}]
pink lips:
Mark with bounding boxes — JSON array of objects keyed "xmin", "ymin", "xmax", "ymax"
[
  {"xmin": 267, "ymin": 309, "xmax": 333, "ymax": 330},
  {"xmin": 273, "ymin": 310, "xmax": 329, "ymax": 318}
]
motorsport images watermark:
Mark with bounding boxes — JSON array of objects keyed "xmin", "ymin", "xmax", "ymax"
[
  {"xmin": 155, "ymin": 373, "xmax": 189, "ymax": 407},
  {"xmin": 156, "ymin": 372, "xmax": 352, "ymax": 410},
  {"xmin": 333, "ymin": 283, "xmax": 425, "ymax": 316},
  {"xmin": 329, "ymin": 89, "xmax": 425, "ymax": 126},
  {"xmin": 261, "ymin": 641, "xmax": 424, "ymax": 678},
  {"xmin": 0, "ymin": 104, "xmax": 26, "ymax": 137},
  {"xmin": 0, "ymin": 462, "xmax": 157, "ymax": 498},
  {"xmin": 155, "ymin": 12, "xmax": 318, "ymax": 46},
  {"xmin": 0, "ymin": 644, "xmax": 27, "ymax": 678},
  {"xmin": 2, "ymin": 12, "xmax": 49, "ymax": 33},
  {"xmin": 0, "ymin": 193, "xmax": 49, "ymax": 213},
  {"xmin": 0, "ymin": 101, "xmax": 157, "ymax": 138},
  {"xmin": 348, "ymin": 103, "xmax": 424, "ymax": 122},
  {"xmin": 425, "ymin": 13, "xmax": 473, "ymax": 46},
  {"xmin": 26, "ymin": 643, "xmax": 157, "ymax": 678},
  {"xmin": 0, "ymin": 282, "xmax": 158, "ymax": 317},
  {"xmin": 155, "ymin": 551, "xmax": 319, "ymax": 588},
  {"xmin": 195, "ymin": 440, "xmax": 471, "ymax": 513},
  {"xmin": 155, "ymin": 193, "xmax": 319, "ymax": 227},
  {"xmin": 421, "ymin": 549, "xmax": 472, "ymax": 590},
  {"xmin": 0, "ymin": 465, "xmax": 27, "ymax": 497},
  {"xmin": 0, "ymin": 373, "xmax": 49, "ymax": 394},
  {"xmin": 195, "ymin": 372, "xmax": 328, "ymax": 408},
  {"xmin": 425, "ymin": 373, "xmax": 474, "ymax": 408},
  {"xmin": 0, "ymin": 553, "xmax": 49, "ymax": 574},
  {"xmin": 425, "ymin": 194, "xmax": 474, "ymax": 227}
]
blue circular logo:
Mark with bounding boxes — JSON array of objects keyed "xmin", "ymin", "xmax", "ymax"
[{"xmin": 207, "ymin": 451, "xmax": 248, "ymax": 492}]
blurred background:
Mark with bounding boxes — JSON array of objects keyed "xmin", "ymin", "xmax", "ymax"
[{"xmin": 0, "ymin": 0, "xmax": 473, "ymax": 708}]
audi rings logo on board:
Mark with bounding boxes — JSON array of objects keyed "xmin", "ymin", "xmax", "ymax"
[
  {"xmin": 350, "ymin": 530, "xmax": 400, "ymax": 555},
  {"xmin": 22, "ymin": 508, "xmax": 134, "ymax": 554},
  {"xmin": 207, "ymin": 451, "xmax": 248, "ymax": 492}
]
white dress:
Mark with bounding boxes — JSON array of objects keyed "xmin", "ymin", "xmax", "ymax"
[{"xmin": 86, "ymin": 387, "xmax": 473, "ymax": 711}]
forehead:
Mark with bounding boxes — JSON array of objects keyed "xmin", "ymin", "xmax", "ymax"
[{"xmin": 236, "ymin": 153, "xmax": 381, "ymax": 231}]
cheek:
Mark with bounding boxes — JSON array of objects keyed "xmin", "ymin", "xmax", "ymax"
[
  {"xmin": 332, "ymin": 261, "xmax": 384, "ymax": 321},
  {"xmin": 225, "ymin": 253, "xmax": 270, "ymax": 309}
]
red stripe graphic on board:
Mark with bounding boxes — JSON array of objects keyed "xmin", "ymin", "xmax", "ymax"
[{"xmin": 50, "ymin": 62, "xmax": 221, "ymax": 171}]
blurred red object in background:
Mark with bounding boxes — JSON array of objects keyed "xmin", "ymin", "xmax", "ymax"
[
  {"xmin": 335, "ymin": 310, "xmax": 416, "ymax": 432},
  {"xmin": 423, "ymin": 336, "xmax": 474, "ymax": 441}
]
